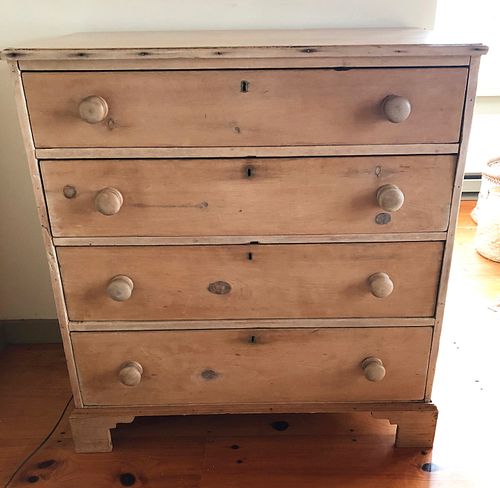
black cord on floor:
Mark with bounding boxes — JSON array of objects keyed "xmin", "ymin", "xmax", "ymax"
[{"xmin": 3, "ymin": 395, "xmax": 73, "ymax": 488}]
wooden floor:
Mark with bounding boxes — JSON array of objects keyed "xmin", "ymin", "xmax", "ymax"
[{"xmin": 1, "ymin": 201, "xmax": 499, "ymax": 487}]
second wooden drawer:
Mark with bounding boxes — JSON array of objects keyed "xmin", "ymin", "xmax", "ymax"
[
  {"xmin": 58, "ymin": 242, "xmax": 443, "ymax": 321},
  {"xmin": 41, "ymin": 155, "xmax": 456, "ymax": 237}
]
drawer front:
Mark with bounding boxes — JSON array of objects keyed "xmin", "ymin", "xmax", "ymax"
[
  {"xmin": 42, "ymin": 155, "xmax": 455, "ymax": 237},
  {"xmin": 24, "ymin": 68, "xmax": 467, "ymax": 148},
  {"xmin": 73, "ymin": 327, "xmax": 432, "ymax": 406},
  {"xmin": 58, "ymin": 242, "xmax": 443, "ymax": 321}
]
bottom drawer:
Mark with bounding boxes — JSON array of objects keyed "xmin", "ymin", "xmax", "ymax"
[{"xmin": 73, "ymin": 327, "xmax": 432, "ymax": 406}]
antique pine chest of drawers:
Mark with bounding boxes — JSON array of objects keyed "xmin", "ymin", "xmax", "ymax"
[{"xmin": 1, "ymin": 29, "xmax": 487, "ymax": 452}]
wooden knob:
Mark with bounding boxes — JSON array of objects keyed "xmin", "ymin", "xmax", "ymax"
[
  {"xmin": 95, "ymin": 187, "xmax": 123, "ymax": 216},
  {"xmin": 376, "ymin": 184, "xmax": 405, "ymax": 212},
  {"xmin": 382, "ymin": 95, "xmax": 411, "ymax": 123},
  {"xmin": 118, "ymin": 361, "xmax": 143, "ymax": 387},
  {"xmin": 368, "ymin": 272, "xmax": 394, "ymax": 298},
  {"xmin": 107, "ymin": 275, "xmax": 134, "ymax": 302},
  {"xmin": 78, "ymin": 95, "xmax": 108, "ymax": 124},
  {"xmin": 361, "ymin": 357, "xmax": 386, "ymax": 382}
]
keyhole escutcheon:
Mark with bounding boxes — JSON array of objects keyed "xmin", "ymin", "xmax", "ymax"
[
  {"xmin": 244, "ymin": 165, "xmax": 255, "ymax": 178},
  {"xmin": 240, "ymin": 80, "xmax": 250, "ymax": 93}
]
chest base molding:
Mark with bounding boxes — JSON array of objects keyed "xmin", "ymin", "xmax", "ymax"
[{"xmin": 69, "ymin": 401, "xmax": 438, "ymax": 453}]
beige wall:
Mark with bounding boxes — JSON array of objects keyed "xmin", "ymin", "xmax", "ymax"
[{"xmin": 0, "ymin": 1, "xmax": 437, "ymax": 319}]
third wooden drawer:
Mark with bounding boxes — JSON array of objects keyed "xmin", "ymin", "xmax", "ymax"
[
  {"xmin": 41, "ymin": 155, "xmax": 456, "ymax": 237},
  {"xmin": 58, "ymin": 242, "xmax": 443, "ymax": 322}
]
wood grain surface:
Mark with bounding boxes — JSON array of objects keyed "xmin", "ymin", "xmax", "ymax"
[
  {"xmin": 35, "ymin": 143, "xmax": 460, "ymax": 160},
  {"xmin": 57, "ymin": 242, "xmax": 444, "ymax": 321},
  {"xmin": 19, "ymin": 55, "xmax": 472, "ymax": 72},
  {"xmin": 41, "ymin": 155, "xmax": 456, "ymax": 237},
  {"xmin": 23, "ymin": 68, "xmax": 467, "ymax": 148},
  {"xmin": 0, "ymin": 345, "xmax": 71, "ymax": 487},
  {"xmin": 2, "ymin": 203, "xmax": 498, "ymax": 486},
  {"xmin": 1, "ymin": 28, "xmax": 488, "ymax": 61},
  {"xmin": 8, "ymin": 62, "xmax": 84, "ymax": 406},
  {"xmin": 72, "ymin": 327, "xmax": 432, "ymax": 406}
]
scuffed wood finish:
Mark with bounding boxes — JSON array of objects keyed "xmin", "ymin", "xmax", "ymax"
[
  {"xmin": 74, "ymin": 399, "xmax": 439, "ymax": 417},
  {"xmin": 72, "ymin": 327, "xmax": 432, "ymax": 406},
  {"xmin": 67, "ymin": 401, "xmax": 438, "ymax": 453},
  {"xmin": 35, "ymin": 143, "xmax": 460, "ymax": 159},
  {"xmin": 19, "ymin": 55, "xmax": 472, "ymax": 71},
  {"xmin": 23, "ymin": 68, "xmax": 468, "ymax": 148},
  {"xmin": 2, "ymin": 29, "xmax": 487, "ymax": 452},
  {"xmin": 53, "ymin": 232, "xmax": 448, "ymax": 247},
  {"xmin": 69, "ymin": 409, "xmax": 134, "ymax": 453},
  {"xmin": 57, "ymin": 242, "xmax": 443, "ymax": 321},
  {"xmin": 41, "ymin": 156, "xmax": 456, "ymax": 237},
  {"xmin": 1, "ymin": 28, "xmax": 487, "ymax": 60},
  {"xmin": 372, "ymin": 405, "xmax": 438, "ymax": 448},
  {"xmin": 68, "ymin": 317, "xmax": 435, "ymax": 332},
  {"xmin": 0, "ymin": 350, "xmax": 440, "ymax": 483},
  {"xmin": 1, "ymin": 205, "xmax": 493, "ymax": 475},
  {"xmin": 7, "ymin": 61, "xmax": 83, "ymax": 407}
]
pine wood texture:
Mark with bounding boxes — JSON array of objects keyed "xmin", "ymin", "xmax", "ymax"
[
  {"xmin": 69, "ymin": 410, "xmax": 134, "ymax": 453},
  {"xmin": 35, "ymin": 143, "xmax": 460, "ymax": 160},
  {"xmin": 69, "ymin": 317, "xmax": 435, "ymax": 332},
  {"xmin": 66, "ymin": 402, "xmax": 439, "ymax": 454},
  {"xmin": 372, "ymin": 407, "xmax": 438, "ymax": 448},
  {"xmin": 18, "ymin": 55, "xmax": 472, "ymax": 72},
  {"xmin": 23, "ymin": 68, "xmax": 467, "ymax": 148},
  {"xmin": 72, "ymin": 327, "xmax": 432, "ymax": 406},
  {"xmin": 1, "ymin": 28, "xmax": 488, "ymax": 60},
  {"xmin": 53, "ymin": 233, "xmax": 448, "ymax": 247},
  {"xmin": 1, "ymin": 30, "xmax": 488, "ymax": 453},
  {"xmin": 7, "ymin": 61, "xmax": 84, "ymax": 406},
  {"xmin": 0, "ymin": 345, "xmax": 71, "ymax": 486},
  {"xmin": 2, "ymin": 203, "xmax": 497, "ymax": 484},
  {"xmin": 3, "ymin": 397, "xmax": 444, "ymax": 483},
  {"xmin": 41, "ymin": 156, "xmax": 456, "ymax": 237},
  {"xmin": 57, "ymin": 242, "xmax": 443, "ymax": 321}
]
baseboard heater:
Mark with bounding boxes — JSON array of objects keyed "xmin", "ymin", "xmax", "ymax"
[{"xmin": 462, "ymin": 173, "xmax": 481, "ymax": 200}]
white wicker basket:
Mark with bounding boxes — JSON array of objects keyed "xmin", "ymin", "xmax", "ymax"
[
  {"xmin": 474, "ymin": 158, "xmax": 500, "ymax": 262},
  {"xmin": 471, "ymin": 158, "xmax": 500, "ymax": 223}
]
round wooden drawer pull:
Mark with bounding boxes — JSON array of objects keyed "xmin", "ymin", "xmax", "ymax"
[
  {"xmin": 382, "ymin": 95, "xmax": 411, "ymax": 123},
  {"xmin": 376, "ymin": 184, "xmax": 405, "ymax": 212},
  {"xmin": 368, "ymin": 272, "xmax": 394, "ymax": 298},
  {"xmin": 95, "ymin": 187, "xmax": 123, "ymax": 216},
  {"xmin": 78, "ymin": 95, "xmax": 108, "ymax": 124},
  {"xmin": 361, "ymin": 357, "xmax": 386, "ymax": 382},
  {"xmin": 107, "ymin": 275, "xmax": 134, "ymax": 302},
  {"xmin": 118, "ymin": 361, "xmax": 143, "ymax": 387}
]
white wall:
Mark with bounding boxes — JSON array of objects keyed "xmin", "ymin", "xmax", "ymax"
[
  {"xmin": 435, "ymin": 0, "xmax": 499, "ymax": 97},
  {"xmin": 435, "ymin": 0, "xmax": 500, "ymax": 174},
  {"xmin": 0, "ymin": 1, "xmax": 437, "ymax": 319},
  {"xmin": 468, "ymin": 98, "xmax": 500, "ymax": 174}
]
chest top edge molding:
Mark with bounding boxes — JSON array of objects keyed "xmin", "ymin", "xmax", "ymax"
[{"xmin": 0, "ymin": 28, "xmax": 488, "ymax": 62}]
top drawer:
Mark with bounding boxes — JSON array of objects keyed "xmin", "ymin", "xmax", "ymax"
[{"xmin": 22, "ymin": 68, "xmax": 468, "ymax": 148}]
